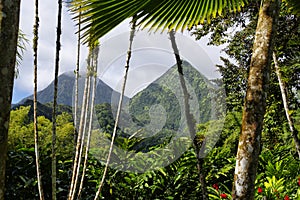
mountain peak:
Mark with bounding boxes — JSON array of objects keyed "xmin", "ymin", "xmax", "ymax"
[{"xmin": 18, "ymin": 71, "xmax": 128, "ymax": 106}]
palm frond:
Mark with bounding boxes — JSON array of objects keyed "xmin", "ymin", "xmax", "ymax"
[
  {"xmin": 15, "ymin": 31, "xmax": 29, "ymax": 78},
  {"xmin": 69, "ymin": 0, "xmax": 248, "ymax": 43},
  {"xmin": 70, "ymin": 0, "xmax": 151, "ymax": 43}
]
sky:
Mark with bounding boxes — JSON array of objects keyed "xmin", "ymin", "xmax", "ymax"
[{"xmin": 12, "ymin": 0, "xmax": 226, "ymax": 103}]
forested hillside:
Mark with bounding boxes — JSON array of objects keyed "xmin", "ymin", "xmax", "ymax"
[{"xmin": 1, "ymin": 0, "xmax": 300, "ymax": 199}]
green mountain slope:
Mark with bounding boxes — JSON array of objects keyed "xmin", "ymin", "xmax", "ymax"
[
  {"xmin": 128, "ymin": 60, "xmax": 216, "ymax": 132},
  {"xmin": 99, "ymin": 61, "xmax": 222, "ymax": 153}
]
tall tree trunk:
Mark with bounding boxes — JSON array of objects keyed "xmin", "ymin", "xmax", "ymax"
[
  {"xmin": 94, "ymin": 16, "xmax": 137, "ymax": 200},
  {"xmin": 52, "ymin": 0, "xmax": 63, "ymax": 199},
  {"xmin": 71, "ymin": 62, "xmax": 92, "ymax": 200},
  {"xmin": 273, "ymin": 52, "xmax": 300, "ymax": 159},
  {"xmin": 0, "ymin": 1, "xmax": 21, "ymax": 199},
  {"xmin": 33, "ymin": 0, "xmax": 44, "ymax": 198},
  {"xmin": 74, "ymin": 9, "xmax": 81, "ymax": 153},
  {"xmin": 68, "ymin": 47, "xmax": 93, "ymax": 200},
  {"xmin": 77, "ymin": 43, "xmax": 99, "ymax": 200},
  {"xmin": 232, "ymin": 1, "xmax": 280, "ymax": 199},
  {"xmin": 169, "ymin": 30, "xmax": 208, "ymax": 200}
]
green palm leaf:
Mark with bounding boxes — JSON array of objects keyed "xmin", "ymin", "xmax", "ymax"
[
  {"xmin": 70, "ymin": 0, "xmax": 247, "ymax": 43},
  {"xmin": 71, "ymin": 0, "xmax": 151, "ymax": 43}
]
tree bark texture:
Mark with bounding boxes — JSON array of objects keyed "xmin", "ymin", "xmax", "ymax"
[
  {"xmin": 232, "ymin": 0, "xmax": 280, "ymax": 199},
  {"xmin": 0, "ymin": 0, "xmax": 21, "ymax": 199}
]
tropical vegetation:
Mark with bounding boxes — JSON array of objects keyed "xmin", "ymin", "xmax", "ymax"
[{"xmin": 0, "ymin": 0, "xmax": 299, "ymax": 199}]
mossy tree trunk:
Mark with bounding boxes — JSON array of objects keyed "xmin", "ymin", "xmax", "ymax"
[
  {"xmin": 0, "ymin": 0, "xmax": 21, "ymax": 199},
  {"xmin": 232, "ymin": 0, "xmax": 280, "ymax": 199}
]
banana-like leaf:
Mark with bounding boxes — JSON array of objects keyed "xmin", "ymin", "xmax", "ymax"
[{"xmin": 70, "ymin": 0, "xmax": 247, "ymax": 43}]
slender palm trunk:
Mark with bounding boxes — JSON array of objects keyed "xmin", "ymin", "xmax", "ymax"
[
  {"xmin": 69, "ymin": 74, "xmax": 90, "ymax": 200},
  {"xmin": 52, "ymin": 0, "xmax": 63, "ymax": 199},
  {"xmin": 77, "ymin": 44, "xmax": 99, "ymax": 200},
  {"xmin": 169, "ymin": 30, "xmax": 208, "ymax": 200},
  {"xmin": 71, "ymin": 64, "xmax": 92, "ymax": 199},
  {"xmin": 68, "ymin": 48, "xmax": 93, "ymax": 200},
  {"xmin": 33, "ymin": 0, "xmax": 44, "ymax": 198},
  {"xmin": 0, "ymin": 1, "xmax": 21, "ymax": 199},
  {"xmin": 273, "ymin": 52, "xmax": 300, "ymax": 159},
  {"xmin": 232, "ymin": 1, "xmax": 280, "ymax": 199},
  {"xmin": 94, "ymin": 16, "xmax": 137, "ymax": 200},
  {"xmin": 74, "ymin": 10, "xmax": 81, "ymax": 152}
]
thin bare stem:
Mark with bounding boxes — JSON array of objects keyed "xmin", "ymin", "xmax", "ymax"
[
  {"xmin": 74, "ymin": 9, "xmax": 81, "ymax": 154},
  {"xmin": 94, "ymin": 16, "xmax": 137, "ymax": 200},
  {"xmin": 273, "ymin": 52, "xmax": 300, "ymax": 159},
  {"xmin": 33, "ymin": 0, "xmax": 44, "ymax": 198},
  {"xmin": 52, "ymin": 0, "xmax": 62, "ymax": 199},
  {"xmin": 68, "ymin": 47, "xmax": 93, "ymax": 200},
  {"xmin": 169, "ymin": 29, "xmax": 208, "ymax": 200},
  {"xmin": 77, "ymin": 44, "xmax": 99, "ymax": 200},
  {"xmin": 72, "ymin": 69, "xmax": 92, "ymax": 199}
]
